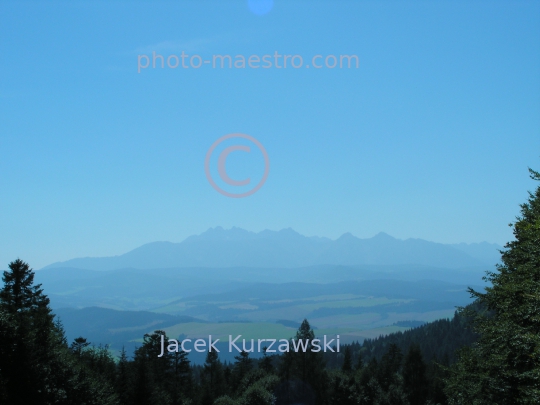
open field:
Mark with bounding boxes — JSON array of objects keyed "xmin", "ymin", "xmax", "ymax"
[{"xmin": 129, "ymin": 322, "xmax": 419, "ymax": 348}]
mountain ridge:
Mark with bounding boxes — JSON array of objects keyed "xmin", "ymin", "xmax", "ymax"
[{"xmin": 41, "ymin": 227, "xmax": 502, "ymax": 271}]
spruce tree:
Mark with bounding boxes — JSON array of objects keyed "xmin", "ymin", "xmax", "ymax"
[
  {"xmin": 201, "ymin": 349, "xmax": 225, "ymax": 404},
  {"xmin": 342, "ymin": 346, "xmax": 353, "ymax": 373},
  {"xmin": 232, "ymin": 350, "xmax": 253, "ymax": 394},
  {"xmin": 446, "ymin": 168, "xmax": 540, "ymax": 404},
  {"xmin": 0, "ymin": 259, "xmax": 53, "ymax": 404},
  {"xmin": 377, "ymin": 343, "xmax": 403, "ymax": 391},
  {"xmin": 0, "ymin": 259, "xmax": 119, "ymax": 405},
  {"xmin": 171, "ymin": 345, "xmax": 191, "ymax": 404},
  {"xmin": 71, "ymin": 336, "xmax": 91, "ymax": 357},
  {"xmin": 355, "ymin": 350, "xmax": 364, "ymax": 371},
  {"xmin": 133, "ymin": 330, "xmax": 175, "ymax": 404},
  {"xmin": 260, "ymin": 346, "xmax": 274, "ymax": 374},
  {"xmin": 0, "ymin": 306, "xmax": 14, "ymax": 403},
  {"xmin": 0, "ymin": 259, "xmax": 58, "ymax": 403},
  {"xmin": 116, "ymin": 347, "xmax": 133, "ymax": 405},
  {"xmin": 402, "ymin": 344, "xmax": 427, "ymax": 405},
  {"xmin": 293, "ymin": 319, "xmax": 327, "ymax": 404}
]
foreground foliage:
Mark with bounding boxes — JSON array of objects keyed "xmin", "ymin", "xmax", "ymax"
[
  {"xmin": 446, "ymin": 168, "xmax": 540, "ymax": 404},
  {"xmin": 0, "ymin": 259, "xmax": 119, "ymax": 404}
]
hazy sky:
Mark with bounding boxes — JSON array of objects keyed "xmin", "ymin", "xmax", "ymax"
[{"xmin": 1, "ymin": 1, "xmax": 539, "ymax": 269}]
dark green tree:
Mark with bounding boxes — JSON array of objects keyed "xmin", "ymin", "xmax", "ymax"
[
  {"xmin": 276, "ymin": 319, "xmax": 327, "ymax": 404},
  {"xmin": 295, "ymin": 319, "xmax": 316, "ymax": 382},
  {"xmin": 71, "ymin": 336, "xmax": 91, "ymax": 357},
  {"xmin": 277, "ymin": 345, "xmax": 296, "ymax": 402},
  {"xmin": 446, "ymin": 168, "xmax": 540, "ymax": 404},
  {"xmin": 260, "ymin": 346, "xmax": 274, "ymax": 374},
  {"xmin": 0, "ymin": 259, "xmax": 55, "ymax": 404},
  {"xmin": 402, "ymin": 344, "xmax": 427, "ymax": 405},
  {"xmin": 377, "ymin": 343, "xmax": 403, "ymax": 391},
  {"xmin": 241, "ymin": 380, "xmax": 277, "ymax": 405},
  {"xmin": 201, "ymin": 349, "xmax": 226, "ymax": 405},
  {"xmin": 232, "ymin": 350, "xmax": 253, "ymax": 393},
  {"xmin": 116, "ymin": 347, "xmax": 133, "ymax": 405},
  {"xmin": 0, "ymin": 259, "xmax": 119, "ymax": 405},
  {"xmin": 428, "ymin": 357, "xmax": 449, "ymax": 405},
  {"xmin": 133, "ymin": 330, "xmax": 174, "ymax": 404},
  {"xmin": 328, "ymin": 370, "xmax": 357, "ymax": 405},
  {"xmin": 355, "ymin": 350, "xmax": 364, "ymax": 371},
  {"xmin": 0, "ymin": 306, "xmax": 14, "ymax": 403},
  {"xmin": 170, "ymin": 345, "xmax": 191, "ymax": 404},
  {"xmin": 342, "ymin": 346, "xmax": 353, "ymax": 373}
]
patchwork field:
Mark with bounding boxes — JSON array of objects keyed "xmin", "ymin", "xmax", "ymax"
[
  {"xmin": 50, "ymin": 276, "xmax": 475, "ymax": 363},
  {"xmin": 130, "ymin": 321, "xmax": 414, "ymax": 345}
]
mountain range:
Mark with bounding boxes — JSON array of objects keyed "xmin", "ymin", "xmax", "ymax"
[
  {"xmin": 27, "ymin": 227, "xmax": 501, "ymax": 362},
  {"xmin": 41, "ymin": 227, "xmax": 503, "ymax": 271}
]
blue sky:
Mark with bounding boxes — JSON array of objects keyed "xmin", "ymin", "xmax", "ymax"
[{"xmin": 1, "ymin": 1, "xmax": 539, "ymax": 269}]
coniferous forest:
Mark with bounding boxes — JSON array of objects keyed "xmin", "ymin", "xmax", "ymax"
[{"xmin": 1, "ymin": 168, "xmax": 539, "ymax": 404}]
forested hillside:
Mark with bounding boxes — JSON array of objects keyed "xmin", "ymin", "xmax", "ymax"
[
  {"xmin": 324, "ymin": 306, "xmax": 480, "ymax": 368},
  {"xmin": 0, "ymin": 258, "xmax": 484, "ymax": 405}
]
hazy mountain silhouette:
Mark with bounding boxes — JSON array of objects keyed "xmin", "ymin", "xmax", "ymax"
[{"xmin": 41, "ymin": 227, "xmax": 502, "ymax": 271}]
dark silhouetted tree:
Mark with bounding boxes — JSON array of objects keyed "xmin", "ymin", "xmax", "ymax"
[
  {"xmin": 0, "ymin": 259, "xmax": 119, "ymax": 405},
  {"xmin": 342, "ymin": 346, "xmax": 353, "ymax": 373},
  {"xmin": 232, "ymin": 350, "xmax": 253, "ymax": 393},
  {"xmin": 446, "ymin": 168, "xmax": 540, "ymax": 404},
  {"xmin": 378, "ymin": 343, "xmax": 403, "ymax": 391},
  {"xmin": 201, "ymin": 349, "xmax": 226, "ymax": 405},
  {"xmin": 402, "ymin": 344, "xmax": 427, "ymax": 405},
  {"xmin": 116, "ymin": 347, "xmax": 133, "ymax": 405},
  {"xmin": 260, "ymin": 346, "xmax": 274, "ymax": 374}
]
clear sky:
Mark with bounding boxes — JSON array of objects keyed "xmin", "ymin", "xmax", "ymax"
[{"xmin": 1, "ymin": 1, "xmax": 539, "ymax": 269}]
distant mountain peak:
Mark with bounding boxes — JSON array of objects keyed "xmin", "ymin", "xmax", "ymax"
[
  {"xmin": 192, "ymin": 227, "xmax": 307, "ymax": 242},
  {"xmin": 278, "ymin": 227, "xmax": 299, "ymax": 234},
  {"xmin": 372, "ymin": 232, "xmax": 396, "ymax": 240},
  {"xmin": 337, "ymin": 232, "xmax": 357, "ymax": 241},
  {"xmin": 190, "ymin": 226, "xmax": 256, "ymax": 241}
]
